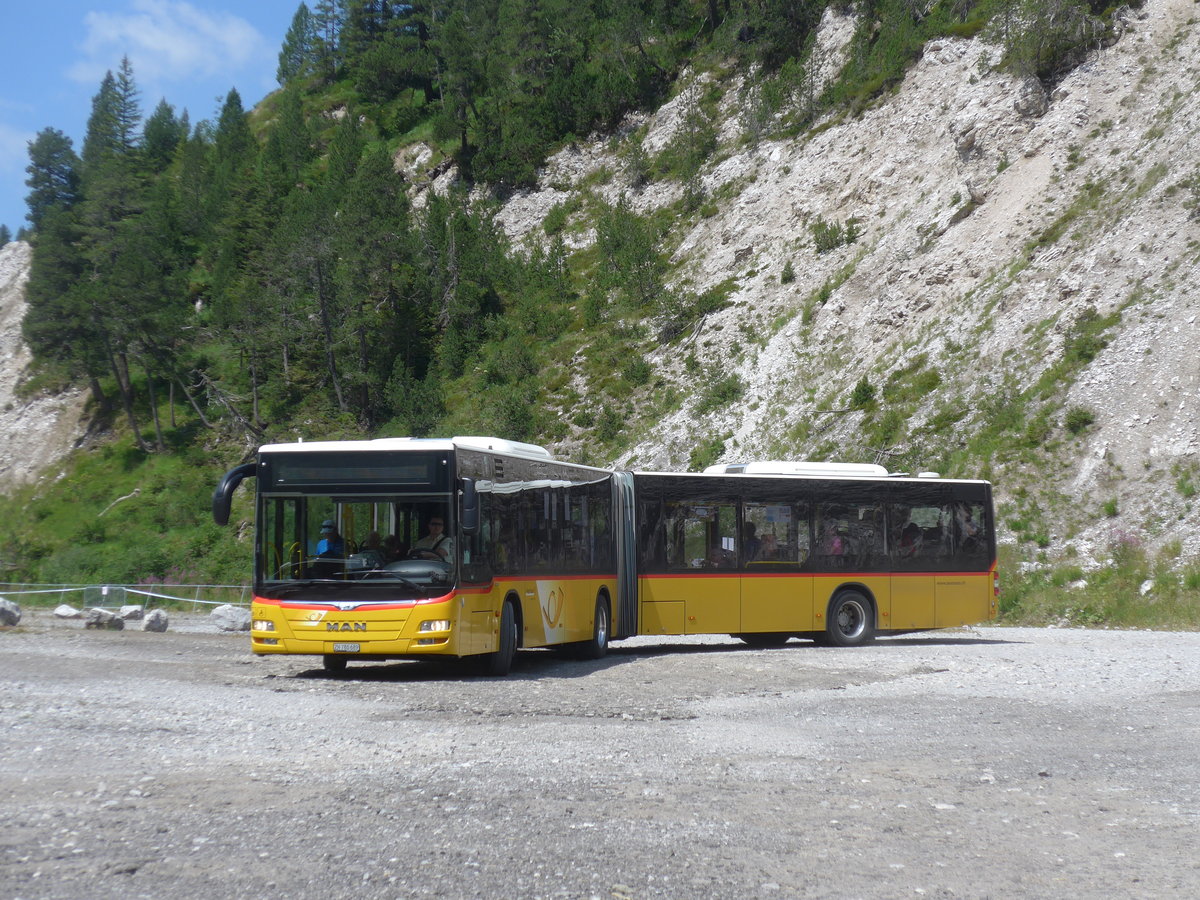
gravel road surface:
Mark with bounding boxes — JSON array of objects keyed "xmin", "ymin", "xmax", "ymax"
[{"xmin": 3, "ymin": 614, "xmax": 1199, "ymax": 899}]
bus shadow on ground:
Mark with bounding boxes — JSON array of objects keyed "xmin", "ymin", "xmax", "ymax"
[
  {"xmin": 608, "ymin": 634, "xmax": 1019, "ymax": 659},
  {"xmin": 292, "ymin": 647, "xmax": 641, "ymax": 682},
  {"xmin": 292, "ymin": 633, "xmax": 1019, "ymax": 682}
]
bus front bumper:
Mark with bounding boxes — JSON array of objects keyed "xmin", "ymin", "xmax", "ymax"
[{"xmin": 249, "ymin": 595, "xmax": 460, "ymax": 658}]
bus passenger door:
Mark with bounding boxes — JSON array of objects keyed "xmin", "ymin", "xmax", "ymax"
[
  {"xmin": 740, "ymin": 502, "xmax": 813, "ymax": 632},
  {"xmin": 684, "ymin": 503, "xmax": 740, "ymax": 634},
  {"xmin": 888, "ymin": 496, "xmax": 947, "ymax": 630}
]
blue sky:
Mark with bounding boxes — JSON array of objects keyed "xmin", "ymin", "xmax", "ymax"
[{"xmin": 0, "ymin": 0, "xmax": 300, "ymax": 237}]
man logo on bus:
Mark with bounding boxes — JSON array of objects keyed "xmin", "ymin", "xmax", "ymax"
[{"xmin": 326, "ymin": 622, "xmax": 367, "ymax": 632}]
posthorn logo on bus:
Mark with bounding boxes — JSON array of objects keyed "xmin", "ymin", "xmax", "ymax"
[{"xmin": 327, "ymin": 622, "xmax": 367, "ymax": 632}]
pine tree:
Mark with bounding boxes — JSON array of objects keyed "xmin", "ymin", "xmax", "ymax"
[
  {"xmin": 278, "ymin": 3, "xmax": 317, "ymax": 84},
  {"xmin": 0, "ymin": 224, "xmax": 10, "ymax": 246},
  {"xmin": 113, "ymin": 56, "xmax": 142, "ymax": 153},
  {"xmin": 206, "ymin": 89, "xmax": 256, "ymax": 232},
  {"xmin": 331, "ymin": 145, "xmax": 422, "ymax": 426},
  {"xmin": 24, "ymin": 128, "xmax": 81, "ymax": 232},
  {"xmin": 141, "ymin": 99, "xmax": 187, "ymax": 172},
  {"xmin": 261, "ymin": 87, "xmax": 314, "ymax": 194},
  {"xmin": 75, "ymin": 60, "xmax": 155, "ymax": 450},
  {"xmin": 81, "ymin": 72, "xmax": 121, "ymax": 172},
  {"xmin": 311, "ymin": 0, "xmax": 347, "ymax": 83}
]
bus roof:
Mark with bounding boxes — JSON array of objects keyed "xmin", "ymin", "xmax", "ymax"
[
  {"xmin": 637, "ymin": 469, "xmax": 989, "ymax": 486},
  {"xmin": 705, "ymin": 461, "xmax": 890, "ymax": 477},
  {"xmin": 258, "ymin": 435, "xmax": 555, "ymax": 461}
]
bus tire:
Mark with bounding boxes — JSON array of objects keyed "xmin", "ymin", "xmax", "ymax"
[
  {"xmin": 322, "ymin": 655, "xmax": 348, "ymax": 674},
  {"xmin": 578, "ymin": 595, "xmax": 610, "ymax": 660},
  {"xmin": 483, "ymin": 600, "xmax": 518, "ymax": 676},
  {"xmin": 824, "ymin": 591, "xmax": 875, "ymax": 647}
]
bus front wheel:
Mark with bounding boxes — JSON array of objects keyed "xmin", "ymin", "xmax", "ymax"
[
  {"xmin": 322, "ymin": 655, "xmax": 348, "ymax": 674},
  {"xmin": 483, "ymin": 600, "xmax": 518, "ymax": 676},
  {"xmin": 824, "ymin": 591, "xmax": 875, "ymax": 647}
]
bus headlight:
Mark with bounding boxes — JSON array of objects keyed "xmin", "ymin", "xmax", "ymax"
[
  {"xmin": 252, "ymin": 620, "xmax": 275, "ymax": 632},
  {"xmin": 418, "ymin": 619, "xmax": 451, "ymax": 633}
]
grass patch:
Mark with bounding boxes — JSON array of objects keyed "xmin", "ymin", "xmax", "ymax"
[{"xmin": 1000, "ymin": 540, "xmax": 1200, "ymax": 630}]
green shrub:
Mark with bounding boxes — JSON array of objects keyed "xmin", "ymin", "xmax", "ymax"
[
  {"xmin": 622, "ymin": 356, "xmax": 652, "ymax": 387},
  {"xmin": 596, "ymin": 405, "xmax": 622, "ymax": 442},
  {"xmin": 1023, "ymin": 408, "xmax": 1053, "ymax": 448},
  {"xmin": 849, "ymin": 376, "xmax": 876, "ymax": 410},
  {"xmin": 1064, "ymin": 406, "xmax": 1095, "ymax": 435},
  {"xmin": 1177, "ymin": 475, "xmax": 1196, "ymax": 498},
  {"xmin": 781, "ymin": 259, "xmax": 796, "ymax": 284},
  {"xmin": 811, "ymin": 216, "xmax": 862, "ymax": 254},
  {"xmin": 689, "ymin": 435, "xmax": 727, "ymax": 472},
  {"xmin": 695, "ymin": 373, "xmax": 745, "ymax": 416}
]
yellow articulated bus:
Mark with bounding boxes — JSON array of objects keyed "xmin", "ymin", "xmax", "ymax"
[{"xmin": 213, "ymin": 437, "xmax": 997, "ymax": 675}]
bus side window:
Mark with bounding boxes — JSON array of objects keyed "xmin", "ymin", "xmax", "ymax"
[
  {"xmin": 664, "ymin": 502, "xmax": 735, "ymax": 569},
  {"xmin": 953, "ymin": 502, "xmax": 987, "ymax": 563},
  {"xmin": 461, "ymin": 493, "xmax": 492, "ymax": 586},
  {"xmin": 889, "ymin": 503, "xmax": 951, "ymax": 569},
  {"xmin": 743, "ymin": 503, "xmax": 807, "ymax": 570},
  {"xmin": 817, "ymin": 502, "xmax": 885, "ymax": 571}
]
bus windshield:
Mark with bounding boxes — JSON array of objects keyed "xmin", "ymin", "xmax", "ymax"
[{"xmin": 257, "ymin": 493, "xmax": 456, "ymax": 600}]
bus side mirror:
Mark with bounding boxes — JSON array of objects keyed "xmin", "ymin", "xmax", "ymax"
[
  {"xmin": 461, "ymin": 477, "xmax": 479, "ymax": 536},
  {"xmin": 212, "ymin": 462, "xmax": 257, "ymax": 526}
]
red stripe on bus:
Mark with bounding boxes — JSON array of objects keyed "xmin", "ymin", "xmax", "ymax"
[
  {"xmin": 492, "ymin": 574, "xmax": 617, "ymax": 583},
  {"xmin": 639, "ymin": 570, "xmax": 991, "ymax": 580},
  {"xmin": 254, "ymin": 592, "xmax": 455, "ymax": 611}
]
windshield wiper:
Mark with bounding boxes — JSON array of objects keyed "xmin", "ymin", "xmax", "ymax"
[
  {"xmin": 267, "ymin": 574, "xmax": 432, "ymax": 597},
  {"xmin": 268, "ymin": 579, "xmax": 358, "ymax": 598},
  {"xmin": 358, "ymin": 569, "xmax": 426, "ymax": 592}
]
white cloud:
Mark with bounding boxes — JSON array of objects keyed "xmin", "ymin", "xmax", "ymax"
[{"xmin": 67, "ymin": 1, "xmax": 269, "ymax": 92}]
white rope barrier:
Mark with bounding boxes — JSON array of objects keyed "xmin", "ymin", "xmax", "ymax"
[{"xmin": 0, "ymin": 583, "xmax": 250, "ymax": 609}]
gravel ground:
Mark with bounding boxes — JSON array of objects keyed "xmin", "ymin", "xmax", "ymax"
[{"xmin": 2, "ymin": 613, "xmax": 1199, "ymax": 899}]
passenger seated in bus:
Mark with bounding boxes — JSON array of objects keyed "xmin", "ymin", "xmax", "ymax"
[
  {"xmin": 705, "ymin": 544, "xmax": 732, "ymax": 568},
  {"xmin": 381, "ymin": 534, "xmax": 405, "ymax": 562},
  {"xmin": 759, "ymin": 533, "xmax": 779, "ymax": 560},
  {"xmin": 493, "ymin": 528, "xmax": 515, "ymax": 571},
  {"xmin": 821, "ymin": 523, "xmax": 849, "ymax": 567},
  {"xmin": 316, "ymin": 520, "xmax": 345, "ymax": 557},
  {"xmin": 957, "ymin": 505, "xmax": 982, "ymax": 552},
  {"xmin": 898, "ymin": 521, "xmax": 922, "ymax": 558},
  {"xmin": 742, "ymin": 522, "xmax": 761, "ymax": 562},
  {"xmin": 358, "ymin": 531, "xmax": 385, "ymax": 568}
]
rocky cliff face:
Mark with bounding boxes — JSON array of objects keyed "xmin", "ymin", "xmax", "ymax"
[
  {"xmin": 0, "ymin": 241, "xmax": 86, "ymax": 489},
  {"xmin": 488, "ymin": 0, "xmax": 1200, "ymax": 565}
]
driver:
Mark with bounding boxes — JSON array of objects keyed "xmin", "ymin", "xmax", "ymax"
[{"xmin": 412, "ymin": 515, "xmax": 453, "ymax": 561}]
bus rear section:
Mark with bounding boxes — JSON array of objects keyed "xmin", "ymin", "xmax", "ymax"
[{"xmin": 631, "ymin": 471, "xmax": 997, "ymax": 646}]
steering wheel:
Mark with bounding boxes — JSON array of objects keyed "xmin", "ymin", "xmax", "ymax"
[{"xmin": 408, "ymin": 548, "xmax": 444, "ymax": 561}]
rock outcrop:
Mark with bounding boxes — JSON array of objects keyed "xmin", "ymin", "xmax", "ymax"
[{"xmin": 0, "ymin": 241, "xmax": 87, "ymax": 489}]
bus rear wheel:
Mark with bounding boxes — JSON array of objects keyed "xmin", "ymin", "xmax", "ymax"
[
  {"xmin": 483, "ymin": 600, "xmax": 518, "ymax": 676},
  {"xmin": 824, "ymin": 591, "xmax": 875, "ymax": 647}
]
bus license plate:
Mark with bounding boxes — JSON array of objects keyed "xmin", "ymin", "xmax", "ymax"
[{"xmin": 332, "ymin": 643, "xmax": 360, "ymax": 653}]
